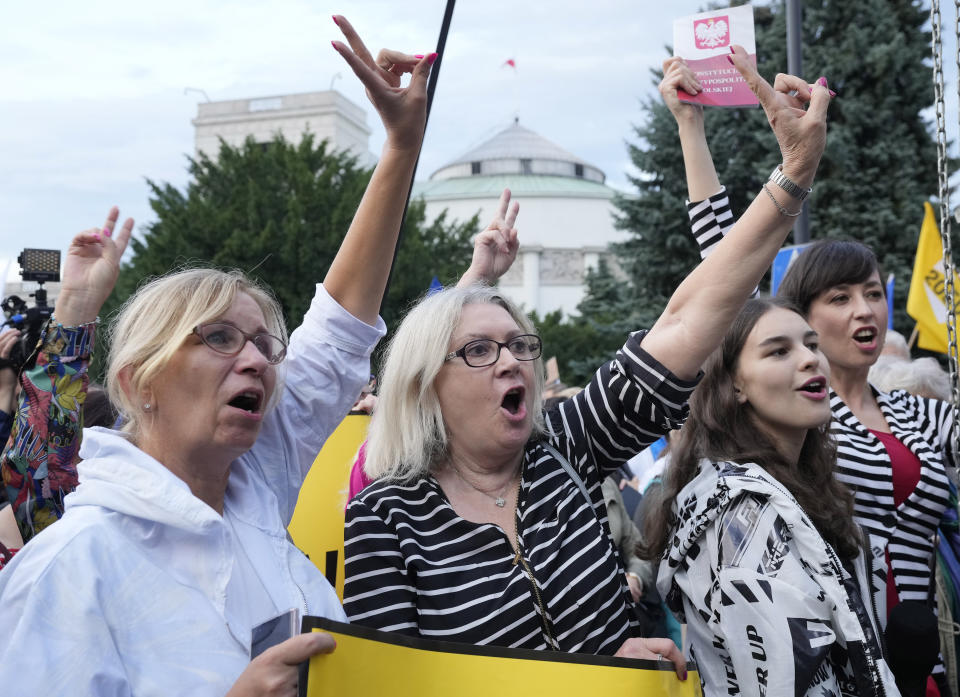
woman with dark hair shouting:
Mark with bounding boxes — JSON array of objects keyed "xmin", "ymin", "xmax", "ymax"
[
  {"xmin": 646, "ymin": 298, "xmax": 899, "ymax": 697},
  {"xmin": 664, "ymin": 53, "xmax": 951, "ymax": 694}
]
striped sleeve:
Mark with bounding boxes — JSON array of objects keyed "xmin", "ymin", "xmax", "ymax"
[
  {"xmin": 686, "ymin": 187, "xmax": 758, "ymax": 298},
  {"xmin": 548, "ymin": 330, "xmax": 700, "ymax": 476},
  {"xmin": 919, "ymin": 395, "xmax": 958, "ymax": 469},
  {"xmin": 342, "ymin": 493, "xmax": 420, "ymax": 635},
  {"xmin": 686, "ymin": 187, "xmax": 733, "ymax": 259}
]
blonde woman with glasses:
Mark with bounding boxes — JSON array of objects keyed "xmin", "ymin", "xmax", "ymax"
[
  {"xmin": 343, "ymin": 46, "xmax": 833, "ymax": 675},
  {"xmin": 0, "ymin": 17, "xmax": 436, "ymax": 696}
]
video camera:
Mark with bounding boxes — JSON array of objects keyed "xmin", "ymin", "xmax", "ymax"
[{"xmin": 1, "ymin": 248, "xmax": 61, "ymax": 373}]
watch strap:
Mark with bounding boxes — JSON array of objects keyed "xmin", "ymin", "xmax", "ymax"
[{"xmin": 769, "ymin": 165, "xmax": 811, "ymax": 201}]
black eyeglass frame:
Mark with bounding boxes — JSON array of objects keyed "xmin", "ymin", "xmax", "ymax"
[
  {"xmin": 192, "ymin": 323, "xmax": 288, "ymax": 365},
  {"xmin": 444, "ymin": 334, "xmax": 543, "ymax": 368}
]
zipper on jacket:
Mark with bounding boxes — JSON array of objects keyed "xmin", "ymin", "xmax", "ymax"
[
  {"xmin": 284, "ymin": 541, "xmax": 308, "ymax": 617},
  {"xmin": 753, "ymin": 474, "xmax": 887, "ymax": 697},
  {"xmin": 511, "ymin": 478, "xmax": 559, "ymax": 650}
]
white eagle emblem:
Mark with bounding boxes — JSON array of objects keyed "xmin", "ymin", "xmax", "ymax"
[{"xmin": 694, "ymin": 17, "xmax": 730, "ymax": 49}]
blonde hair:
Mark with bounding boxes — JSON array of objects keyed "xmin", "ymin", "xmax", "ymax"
[
  {"xmin": 869, "ymin": 355, "xmax": 951, "ymax": 401},
  {"xmin": 106, "ymin": 268, "xmax": 286, "ymax": 436},
  {"xmin": 364, "ymin": 285, "xmax": 545, "ymax": 481}
]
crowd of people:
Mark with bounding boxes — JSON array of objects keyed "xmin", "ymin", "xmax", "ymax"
[{"xmin": 0, "ymin": 17, "xmax": 952, "ymax": 697}]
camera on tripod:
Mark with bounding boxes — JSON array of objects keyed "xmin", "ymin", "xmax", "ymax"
[{"xmin": 1, "ymin": 248, "xmax": 61, "ymax": 373}]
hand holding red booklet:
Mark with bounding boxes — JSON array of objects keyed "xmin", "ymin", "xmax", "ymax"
[{"xmin": 673, "ymin": 4, "xmax": 759, "ymax": 108}]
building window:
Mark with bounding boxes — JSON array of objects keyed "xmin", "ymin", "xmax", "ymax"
[
  {"xmin": 471, "ymin": 161, "xmax": 481, "ymax": 175},
  {"xmin": 249, "ymin": 97, "xmax": 283, "ymax": 112},
  {"xmin": 574, "ymin": 163, "xmax": 584, "ymax": 178},
  {"xmin": 521, "ymin": 158, "xmax": 533, "ymax": 175}
]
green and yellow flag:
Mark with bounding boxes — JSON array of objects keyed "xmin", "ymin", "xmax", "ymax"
[{"xmin": 907, "ymin": 202, "xmax": 959, "ymax": 353}]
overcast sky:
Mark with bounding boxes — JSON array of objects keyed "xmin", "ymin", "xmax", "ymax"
[{"xmin": 1, "ymin": 1, "xmax": 957, "ymax": 286}]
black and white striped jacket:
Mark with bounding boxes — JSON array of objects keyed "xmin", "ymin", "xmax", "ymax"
[
  {"xmin": 831, "ymin": 388, "xmax": 954, "ymax": 615},
  {"xmin": 343, "ymin": 332, "xmax": 699, "ymax": 653}
]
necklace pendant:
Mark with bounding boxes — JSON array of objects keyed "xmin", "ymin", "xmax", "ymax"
[{"xmin": 495, "ymin": 496, "xmax": 506, "ymax": 507}]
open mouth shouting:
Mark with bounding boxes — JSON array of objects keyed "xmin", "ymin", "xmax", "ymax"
[
  {"xmin": 227, "ymin": 389, "xmax": 264, "ymax": 418},
  {"xmin": 796, "ymin": 376, "xmax": 828, "ymax": 400},
  {"xmin": 500, "ymin": 385, "xmax": 527, "ymax": 421},
  {"xmin": 852, "ymin": 326, "xmax": 878, "ymax": 351}
]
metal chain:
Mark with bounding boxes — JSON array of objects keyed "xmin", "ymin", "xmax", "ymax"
[{"xmin": 931, "ymin": 0, "xmax": 960, "ymax": 458}]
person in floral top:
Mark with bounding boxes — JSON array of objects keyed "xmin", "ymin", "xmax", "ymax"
[{"xmin": 1, "ymin": 207, "xmax": 132, "ymax": 545}]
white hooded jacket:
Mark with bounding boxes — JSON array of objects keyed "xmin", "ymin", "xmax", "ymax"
[
  {"xmin": 0, "ymin": 284, "xmax": 384, "ymax": 696},
  {"xmin": 657, "ymin": 459, "xmax": 900, "ymax": 697}
]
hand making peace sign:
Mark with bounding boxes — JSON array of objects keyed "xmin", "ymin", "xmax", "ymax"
[{"xmin": 55, "ymin": 206, "xmax": 133, "ymax": 327}]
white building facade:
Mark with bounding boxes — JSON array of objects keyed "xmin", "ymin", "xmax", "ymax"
[
  {"xmin": 192, "ymin": 90, "xmax": 374, "ymax": 166},
  {"xmin": 413, "ymin": 121, "xmax": 627, "ymax": 317}
]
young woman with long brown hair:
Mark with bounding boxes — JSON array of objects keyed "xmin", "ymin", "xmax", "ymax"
[{"xmin": 643, "ymin": 298, "xmax": 898, "ymax": 697}]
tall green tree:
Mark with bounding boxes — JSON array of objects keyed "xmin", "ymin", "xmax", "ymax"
[
  {"xmin": 95, "ymin": 135, "xmax": 478, "ymax": 378},
  {"xmin": 615, "ymin": 0, "xmax": 940, "ymax": 333}
]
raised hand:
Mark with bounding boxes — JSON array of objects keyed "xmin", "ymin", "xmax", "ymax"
[
  {"xmin": 331, "ymin": 16, "xmax": 435, "ymax": 153},
  {"xmin": 55, "ymin": 207, "xmax": 133, "ymax": 326},
  {"xmin": 727, "ymin": 45, "xmax": 831, "ymax": 186},
  {"xmin": 457, "ymin": 188, "xmax": 520, "ymax": 287},
  {"xmin": 659, "ymin": 57, "xmax": 704, "ymax": 124}
]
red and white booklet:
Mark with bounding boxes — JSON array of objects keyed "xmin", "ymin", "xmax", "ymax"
[{"xmin": 672, "ymin": 4, "xmax": 759, "ymax": 108}]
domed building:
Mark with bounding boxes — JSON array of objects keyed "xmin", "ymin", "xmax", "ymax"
[{"xmin": 413, "ymin": 120, "xmax": 628, "ymax": 317}]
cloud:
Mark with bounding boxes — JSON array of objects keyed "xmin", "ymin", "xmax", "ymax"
[{"xmin": 3, "ymin": 0, "xmax": 955, "ymax": 267}]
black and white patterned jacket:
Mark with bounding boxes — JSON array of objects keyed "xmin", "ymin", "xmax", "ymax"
[{"xmin": 659, "ymin": 459, "xmax": 899, "ymax": 697}]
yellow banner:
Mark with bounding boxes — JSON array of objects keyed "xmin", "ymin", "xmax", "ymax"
[
  {"xmin": 288, "ymin": 414, "xmax": 369, "ymax": 601},
  {"xmin": 302, "ymin": 618, "xmax": 702, "ymax": 697},
  {"xmin": 907, "ymin": 201, "xmax": 959, "ymax": 354}
]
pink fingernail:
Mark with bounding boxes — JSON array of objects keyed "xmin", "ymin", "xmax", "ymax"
[
  {"xmin": 427, "ymin": 52, "xmax": 438, "ymax": 65},
  {"xmin": 816, "ymin": 76, "xmax": 827, "ymax": 87},
  {"xmin": 332, "ymin": 15, "xmax": 339, "ymax": 26},
  {"xmin": 414, "ymin": 54, "xmax": 425, "ymax": 59},
  {"xmin": 726, "ymin": 56, "xmax": 733, "ymax": 65},
  {"xmin": 103, "ymin": 227, "xmax": 112, "ymax": 238},
  {"xmin": 331, "ymin": 41, "xmax": 338, "ymax": 50},
  {"xmin": 729, "ymin": 46, "xmax": 735, "ymax": 54},
  {"xmin": 94, "ymin": 232, "xmax": 102, "ymax": 242}
]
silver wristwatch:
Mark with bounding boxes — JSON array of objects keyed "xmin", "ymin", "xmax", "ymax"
[{"xmin": 769, "ymin": 165, "xmax": 812, "ymax": 201}]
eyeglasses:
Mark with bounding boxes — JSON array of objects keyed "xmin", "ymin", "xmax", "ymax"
[
  {"xmin": 445, "ymin": 334, "xmax": 542, "ymax": 367},
  {"xmin": 193, "ymin": 323, "xmax": 287, "ymax": 364}
]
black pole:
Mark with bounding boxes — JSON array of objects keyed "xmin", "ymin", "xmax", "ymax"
[
  {"xmin": 379, "ymin": 0, "xmax": 457, "ymax": 313},
  {"xmin": 786, "ymin": 0, "xmax": 811, "ymax": 244}
]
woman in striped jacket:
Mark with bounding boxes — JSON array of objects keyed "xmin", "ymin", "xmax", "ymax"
[
  {"xmin": 666, "ymin": 54, "xmax": 953, "ymax": 695},
  {"xmin": 342, "ymin": 46, "xmax": 832, "ymax": 671}
]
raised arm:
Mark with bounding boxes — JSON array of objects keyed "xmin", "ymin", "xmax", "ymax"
[
  {"xmin": 325, "ymin": 16, "xmax": 435, "ymax": 325},
  {"xmin": 641, "ymin": 47, "xmax": 832, "ymax": 380},
  {"xmin": 2, "ymin": 209, "xmax": 132, "ymax": 542},
  {"xmin": 661, "ymin": 57, "xmax": 737, "ymax": 260},
  {"xmin": 660, "ymin": 57, "xmax": 721, "ymax": 201},
  {"xmin": 457, "ymin": 188, "xmax": 520, "ymax": 288}
]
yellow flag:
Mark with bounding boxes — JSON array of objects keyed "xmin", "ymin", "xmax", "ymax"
[
  {"xmin": 907, "ymin": 202, "xmax": 958, "ymax": 354},
  {"xmin": 288, "ymin": 414, "xmax": 369, "ymax": 601},
  {"xmin": 302, "ymin": 618, "xmax": 702, "ymax": 697}
]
